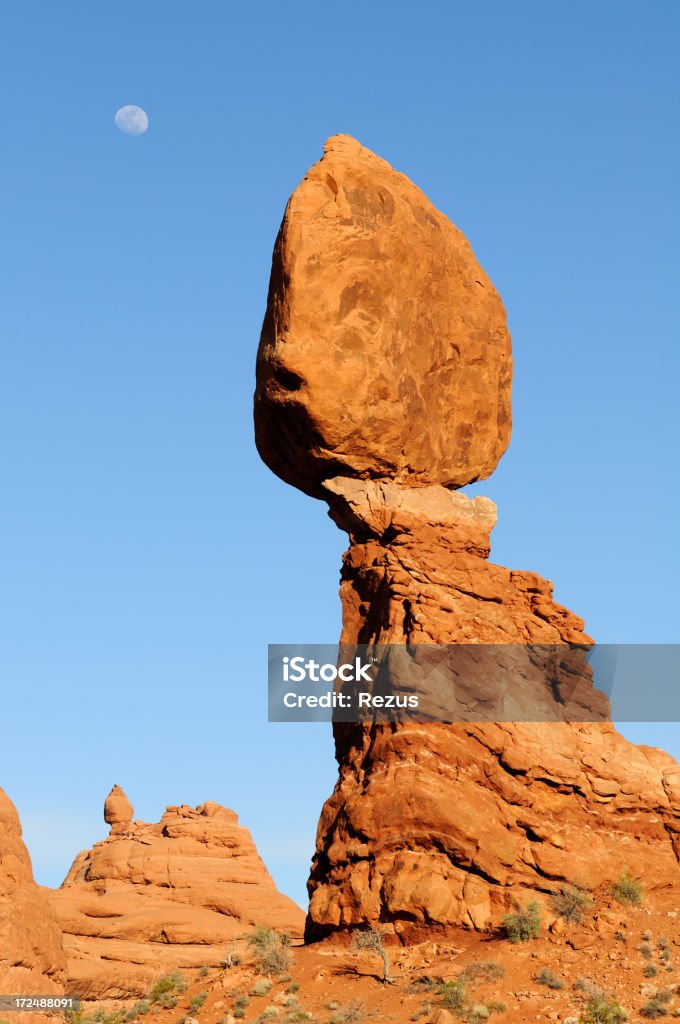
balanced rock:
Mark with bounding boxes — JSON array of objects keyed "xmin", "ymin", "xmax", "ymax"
[
  {"xmin": 255, "ymin": 139, "xmax": 680, "ymax": 941},
  {"xmin": 49, "ymin": 797, "xmax": 304, "ymax": 998},
  {"xmin": 255, "ymin": 134, "xmax": 512, "ymax": 497},
  {"xmin": 0, "ymin": 788, "xmax": 66, "ymax": 996},
  {"xmin": 103, "ymin": 784, "xmax": 133, "ymax": 831}
]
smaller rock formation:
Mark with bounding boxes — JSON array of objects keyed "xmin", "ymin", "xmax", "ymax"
[
  {"xmin": 0, "ymin": 788, "xmax": 66, "ymax": 996},
  {"xmin": 103, "ymin": 785, "xmax": 133, "ymax": 833},
  {"xmin": 49, "ymin": 794, "xmax": 304, "ymax": 999}
]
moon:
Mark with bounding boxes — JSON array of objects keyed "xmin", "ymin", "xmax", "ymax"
[{"xmin": 114, "ymin": 105, "xmax": 149, "ymax": 136}]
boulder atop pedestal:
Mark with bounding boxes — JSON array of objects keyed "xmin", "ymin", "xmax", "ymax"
[
  {"xmin": 255, "ymin": 134, "xmax": 512, "ymax": 497},
  {"xmin": 49, "ymin": 796, "xmax": 304, "ymax": 999},
  {"xmin": 103, "ymin": 784, "xmax": 133, "ymax": 831}
]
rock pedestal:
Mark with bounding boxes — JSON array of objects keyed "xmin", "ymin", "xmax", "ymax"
[{"xmin": 305, "ymin": 480, "xmax": 680, "ymax": 938}]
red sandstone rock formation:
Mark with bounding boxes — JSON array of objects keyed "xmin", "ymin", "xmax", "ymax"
[
  {"xmin": 307, "ymin": 479, "xmax": 680, "ymax": 938},
  {"xmin": 254, "ymin": 137, "xmax": 680, "ymax": 942},
  {"xmin": 49, "ymin": 791, "xmax": 304, "ymax": 998},
  {"xmin": 255, "ymin": 134, "xmax": 512, "ymax": 498},
  {"xmin": 0, "ymin": 788, "xmax": 66, "ymax": 996},
  {"xmin": 103, "ymin": 784, "xmax": 133, "ymax": 833}
]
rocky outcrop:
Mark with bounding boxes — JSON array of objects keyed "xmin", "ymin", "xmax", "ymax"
[
  {"xmin": 254, "ymin": 136, "xmax": 680, "ymax": 942},
  {"xmin": 255, "ymin": 134, "xmax": 512, "ymax": 498},
  {"xmin": 103, "ymin": 784, "xmax": 133, "ymax": 832},
  {"xmin": 49, "ymin": 792, "xmax": 304, "ymax": 998},
  {"xmin": 0, "ymin": 788, "xmax": 66, "ymax": 996},
  {"xmin": 306, "ymin": 480, "xmax": 680, "ymax": 938}
]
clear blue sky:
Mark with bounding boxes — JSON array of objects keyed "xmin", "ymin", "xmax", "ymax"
[{"xmin": 1, "ymin": 2, "xmax": 678, "ymax": 909}]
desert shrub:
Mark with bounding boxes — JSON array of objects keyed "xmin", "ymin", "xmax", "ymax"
[
  {"xmin": 645, "ymin": 964, "xmax": 659, "ymax": 978},
  {"xmin": 551, "ymin": 886, "xmax": 594, "ymax": 923},
  {"xmin": 461, "ymin": 962, "xmax": 505, "ymax": 983},
  {"xmin": 261, "ymin": 1009, "xmax": 279, "ymax": 1020},
  {"xmin": 352, "ymin": 927, "xmax": 392, "ymax": 983},
  {"xmin": 462, "ymin": 1004, "xmax": 506, "ymax": 1024},
  {"xmin": 124, "ymin": 1001, "xmax": 150, "ymax": 1021},
  {"xmin": 223, "ymin": 943, "xmax": 242, "ymax": 969},
  {"xmin": 502, "ymin": 900, "xmax": 541, "ymax": 943},
  {"xmin": 249, "ymin": 927, "xmax": 292, "ymax": 977},
  {"xmin": 287, "ymin": 983, "xmax": 300, "ymax": 994},
  {"xmin": 580, "ymin": 994, "xmax": 628, "ymax": 1023},
  {"xmin": 287, "ymin": 1013, "xmax": 309, "ymax": 1024},
  {"xmin": 659, "ymin": 937, "xmax": 671, "ymax": 951},
  {"xmin": 612, "ymin": 873, "xmax": 643, "ymax": 907},
  {"xmin": 439, "ymin": 979, "xmax": 467, "ymax": 1011},
  {"xmin": 252, "ymin": 979, "xmax": 273, "ymax": 997},
  {"xmin": 233, "ymin": 993, "xmax": 249, "ymax": 1018},
  {"xmin": 641, "ymin": 944, "xmax": 654, "ymax": 960},
  {"xmin": 468, "ymin": 1007, "xmax": 490, "ymax": 1024},
  {"xmin": 148, "ymin": 972, "xmax": 186, "ymax": 1003},
  {"xmin": 328, "ymin": 1002, "xmax": 365, "ymax": 1024},
  {"xmin": 188, "ymin": 992, "xmax": 207, "ymax": 1013},
  {"xmin": 198, "ymin": 966, "xmax": 210, "ymax": 978},
  {"xmin": 641, "ymin": 999, "xmax": 669, "ymax": 1019},
  {"xmin": 535, "ymin": 967, "xmax": 565, "ymax": 989},
  {"xmin": 573, "ymin": 978, "xmax": 604, "ymax": 998}
]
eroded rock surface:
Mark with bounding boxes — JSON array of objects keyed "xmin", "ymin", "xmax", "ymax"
[
  {"xmin": 103, "ymin": 784, "xmax": 133, "ymax": 832},
  {"xmin": 49, "ymin": 796, "xmax": 304, "ymax": 998},
  {"xmin": 305, "ymin": 482, "xmax": 680, "ymax": 938},
  {"xmin": 255, "ymin": 134, "xmax": 512, "ymax": 497},
  {"xmin": 254, "ymin": 137, "xmax": 680, "ymax": 942},
  {"xmin": 0, "ymin": 788, "xmax": 66, "ymax": 997}
]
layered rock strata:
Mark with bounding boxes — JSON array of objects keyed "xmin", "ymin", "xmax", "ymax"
[
  {"xmin": 306, "ymin": 480, "xmax": 680, "ymax": 938},
  {"xmin": 49, "ymin": 791, "xmax": 304, "ymax": 998},
  {"xmin": 254, "ymin": 136, "xmax": 680, "ymax": 942},
  {"xmin": 0, "ymin": 788, "xmax": 66, "ymax": 997}
]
